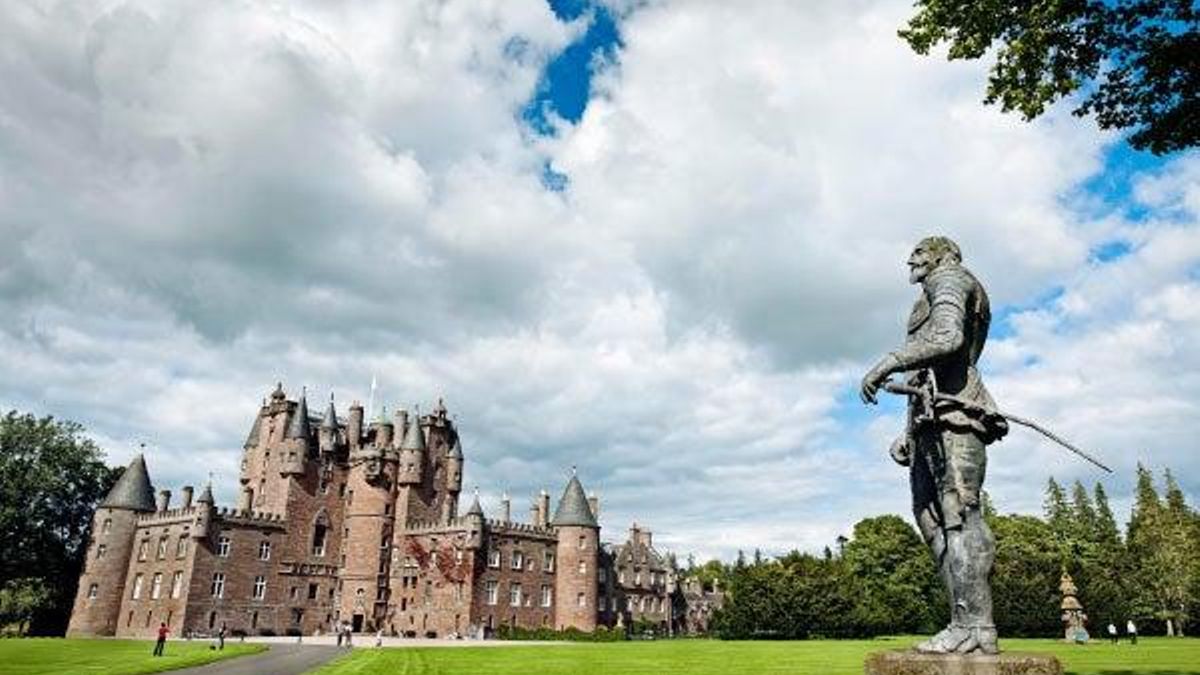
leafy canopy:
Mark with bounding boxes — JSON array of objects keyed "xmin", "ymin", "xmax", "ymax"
[{"xmin": 900, "ymin": 0, "xmax": 1199, "ymax": 154}]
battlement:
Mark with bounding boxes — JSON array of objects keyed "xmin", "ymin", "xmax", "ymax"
[
  {"xmin": 215, "ymin": 507, "xmax": 287, "ymax": 528},
  {"xmin": 485, "ymin": 518, "xmax": 557, "ymax": 540},
  {"xmin": 135, "ymin": 506, "xmax": 205, "ymax": 527},
  {"xmin": 279, "ymin": 561, "xmax": 339, "ymax": 577},
  {"xmin": 403, "ymin": 518, "xmax": 471, "ymax": 535}
]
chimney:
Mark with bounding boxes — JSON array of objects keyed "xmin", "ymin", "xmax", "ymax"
[
  {"xmin": 538, "ymin": 489, "xmax": 550, "ymax": 528},
  {"xmin": 156, "ymin": 489, "xmax": 171, "ymax": 513},
  {"xmin": 529, "ymin": 501, "xmax": 540, "ymax": 525},
  {"xmin": 587, "ymin": 491, "xmax": 600, "ymax": 520},
  {"xmin": 348, "ymin": 401, "xmax": 364, "ymax": 450},
  {"xmin": 501, "ymin": 492, "xmax": 511, "ymax": 522},
  {"xmin": 180, "ymin": 485, "xmax": 194, "ymax": 510}
]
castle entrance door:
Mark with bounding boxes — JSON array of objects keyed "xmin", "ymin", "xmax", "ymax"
[{"xmin": 352, "ymin": 614, "xmax": 363, "ymax": 632}]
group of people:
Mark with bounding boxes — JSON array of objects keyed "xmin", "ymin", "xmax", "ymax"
[
  {"xmin": 1106, "ymin": 620, "xmax": 1139, "ymax": 645},
  {"xmin": 151, "ymin": 622, "xmax": 226, "ymax": 656}
]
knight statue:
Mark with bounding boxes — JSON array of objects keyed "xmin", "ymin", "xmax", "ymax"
[{"xmin": 860, "ymin": 236, "xmax": 1008, "ymax": 654}]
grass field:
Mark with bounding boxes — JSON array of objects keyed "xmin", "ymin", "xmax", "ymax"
[
  {"xmin": 0, "ymin": 638, "xmax": 265, "ymax": 675},
  {"xmin": 311, "ymin": 637, "xmax": 1200, "ymax": 675}
]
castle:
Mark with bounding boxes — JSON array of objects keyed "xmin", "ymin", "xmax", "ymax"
[{"xmin": 67, "ymin": 384, "xmax": 710, "ymax": 638}]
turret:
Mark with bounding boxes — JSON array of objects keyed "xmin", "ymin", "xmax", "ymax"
[
  {"xmin": 396, "ymin": 408, "xmax": 425, "ymax": 486},
  {"xmin": 67, "ymin": 454, "xmax": 156, "ymax": 637},
  {"xmin": 192, "ymin": 482, "xmax": 214, "ymax": 539},
  {"xmin": 373, "ymin": 407, "xmax": 393, "ymax": 449},
  {"xmin": 280, "ymin": 389, "xmax": 311, "ymax": 476},
  {"xmin": 319, "ymin": 394, "xmax": 338, "ymax": 454},
  {"xmin": 464, "ymin": 489, "xmax": 485, "ymax": 548},
  {"xmin": 552, "ymin": 471, "xmax": 599, "ymax": 632}
]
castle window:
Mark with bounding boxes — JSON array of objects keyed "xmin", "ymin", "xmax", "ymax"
[
  {"xmin": 96, "ymin": 544, "xmax": 107, "ymax": 559},
  {"xmin": 578, "ymin": 536, "xmax": 586, "ymax": 550},
  {"xmin": 131, "ymin": 574, "xmax": 144, "ymax": 599},
  {"xmin": 211, "ymin": 573, "xmax": 225, "ymax": 598},
  {"xmin": 598, "ymin": 568, "xmax": 606, "ymax": 583},
  {"xmin": 578, "ymin": 561, "xmax": 587, "ymax": 575},
  {"xmin": 635, "ymin": 572, "xmax": 641, "ymax": 586},
  {"xmin": 312, "ymin": 523, "xmax": 327, "ymax": 557},
  {"xmin": 455, "ymin": 582, "xmax": 464, "ymax": 602},
  {"xmin": 101, "ymin": 518, "xmax": 112, "ymax": 534},
  {"xmin": 541, "ymin": 585, "xmax": 552, "ymax": 607},
  {"xmin": 509, "ymin": 583, "xmax": 522, "ymax": 607},
  {"xmin": 289, "ymin": 586, "xmax": 298, "ymax": 601},
  {"xmin": 151, "ymin": 573, "xmax": 163, "ymax": 599},
  {"xmin": 137, "ymin": 539, "xmax": 149, "ymax": 561},
  {"xmin": 217, "ymin": 536, "xmax": 231, "ymax": 557},
  {"xmin": 253, "ymin": 576, "xmax": 266, "ymax": 600},
  {"xmin": 157, "ymin": 536, "xmax": 168, "ymax": 560},
  {"xmin": 455, "ymin": 549, "xmax": 464, "ymax": 564},
  {"xmin": 292, "ymin": 608, "xmax": 304, "ymax": 625},
  {"xmin": 171, "ymin": 572, "xmax": 183, "ymax": 599},
  {"xmin": 259, "ymin": 541, "xmax": 271, "ymax": 561},
  {"xmin": 618, "ymin": 570, "xmax": 625, "ymax": 584},
  {"xmin": 577, "ymin": 593, "xmax": 586, "ymax": 608},
  {"xmin": 511, "ymin": 550, "xmax": 524, "ymax": 570},
  {"xmin": 543, "ymin": 551, "xmax": 554, "ymax": 572},
  {"xmin": 485, "ymin": 581, "xmax": 498, "ymax": 606},
  {"xmin": 339, "ymin": 483, "xmax": 346, "ymax": 497},
  {"xmin": 308, "ymin": 583, "xmax": 318, "ymax": 600},
  {"xmin": 176, "ymin": 535, "xmax": 188, "ymax": 558},
  {"xmin": 87, "ymin": 584, "xmax": 98, "ymax": 600},
  {"xmin": 488, "ymin": 550, "xmax": 500, "ymax": 568}
]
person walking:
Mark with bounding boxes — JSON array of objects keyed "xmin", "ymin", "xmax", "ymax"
[
  {"xmin": 375, "ymin": 628, "xmax": 383, "ymax": 648},
  {"xmin": 1127, "ymin": 619, "xmax": 1138, "ymax": 645},
  {"xmin": 153, "ymin": 623, "xmax": 169, "ymax": 656},
  {"xmin": 217, "ymin": 623, "xmax": 227, "ymax": 650},
  {"xmin": 1107, "ymin": 622, "xmax": 1119, "ymax": 645}
]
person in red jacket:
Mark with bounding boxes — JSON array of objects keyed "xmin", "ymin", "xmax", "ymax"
[{"xmin": 153, "ymin": 623, "xmax": 169, "ymax": 656}]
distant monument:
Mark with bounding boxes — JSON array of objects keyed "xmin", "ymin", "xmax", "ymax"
[
  {"xmin": 1059, "ymin": 572, "xmax": 1088, "ymax": 643},
  {"xmin": 861, "ymin": 237, "xmax": 1062, "ymax": 674}
]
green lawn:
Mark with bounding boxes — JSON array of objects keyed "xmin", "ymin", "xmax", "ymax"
[
  {"xmin": 311, "ymin": 636, "xmax": 1200, "ymax": 675},
  {"xmin": 0, "ymin": 638, "xmax": 265, "ymax": 675}
]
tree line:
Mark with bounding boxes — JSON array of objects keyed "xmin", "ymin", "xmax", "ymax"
[{"xmin": 702, "ymin": 466, "xmax": 1199, "ymax": 640}]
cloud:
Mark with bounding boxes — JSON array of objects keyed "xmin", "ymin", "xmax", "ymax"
[{"xmin": 0, "ymin": 0, "xmax": 1196, "ymax": 562}]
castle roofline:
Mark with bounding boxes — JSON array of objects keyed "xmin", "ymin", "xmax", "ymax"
[{"xmin": 101, "ymin": 454, "xmax": 157, "ymax": 512}]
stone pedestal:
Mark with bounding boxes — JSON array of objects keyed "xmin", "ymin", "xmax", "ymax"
[{"xmin": 864, "ymin": 650, "xmax": 1062, "ymax": 675}]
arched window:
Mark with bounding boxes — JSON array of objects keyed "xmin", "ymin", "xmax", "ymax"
[{"xmin": 312, "ymin": 510, "xmax": 329, "ymax": 557}]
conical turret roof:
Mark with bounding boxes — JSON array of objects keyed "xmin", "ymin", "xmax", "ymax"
[
  {"xmin": 287, "ymin": 390, "xmax": 311, "ymax": 439},
  {"xmin": 552, "ymin": 473, "xmax": 597, "ymax": 528},
  {"xmin": 465, "ymin": 492, "xmax": 484, "ymax": 517},
  {"xmin": 321, "ymin": 395, "xmax": 338, "ymax": 430},
  {"xmin": 401, "ymin": 412, "xmax": 426, "ymax": 450},
  {"xmin": 197, "ymin": 482, "xmax": 214, "ymax": 504},
  {"xmin": 243, "ymin": 414, "xmax": 262, "ymax": 448},
  {"xmin": 101, "ymin": 455, "xmax": 156, "ymax": 512}
]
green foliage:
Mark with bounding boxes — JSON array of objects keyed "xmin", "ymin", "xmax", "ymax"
[
  {"xmin": 989, "ymin": 514, "xmax": 1061, "ymax": 637},
  {"xmin": 494, "ymin": 624, "xmax": 625, "ymax": 642},
  {"xmin": 0, "ymin": 578, "xmax": 51, "ymax": 636},
  {"xmin": 842, "ymin": 515, "xmax": 945, "ymax": 634},
  {"xmin": 899, "ymin": 0, "xmax": 1199, "ymax": 154},
  {"xmin": 0, "ymin": 411, "xmax": 119, "ymax": 635}
]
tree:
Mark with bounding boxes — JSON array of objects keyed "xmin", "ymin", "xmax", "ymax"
[
  {"xmin": 990, "ymin": 514, "xmax": 1062, "ymax": 636},
  {"xmin": 0, "ymin": 412, "xmax": 119, "ymax": 635},
  {"xmin": 842, "ymin": 515, "xmax": 946, "ymax": 634},
  {"xmin": 0, "ymin": 578, "xmax": 52, "ymax": 636},
  {"xmin": 899, "ymin": 0, "xmax": 1199, "ymax": 154}
]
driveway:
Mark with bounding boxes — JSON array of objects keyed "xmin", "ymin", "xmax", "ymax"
[{"xmin": 169, "ymin": 644, "xmax": 342, "ymax": 675}]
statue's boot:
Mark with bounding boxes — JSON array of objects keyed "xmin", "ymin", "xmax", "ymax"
[{"xmin": 915, "ymin": 624, "xmax": 970, "ymax": 653}]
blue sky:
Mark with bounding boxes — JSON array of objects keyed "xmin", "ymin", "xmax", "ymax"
[{"xmin": 0, "ymin": 0, "xmax": 1197, "ymax": 560}]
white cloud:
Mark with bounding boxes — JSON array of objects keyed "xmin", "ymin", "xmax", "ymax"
[{"xmin": 0, "ymin": 0, "xmax": 1196, "ymax": 563}]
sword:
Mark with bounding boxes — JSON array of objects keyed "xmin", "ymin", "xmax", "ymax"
[{"xmin": 881, "ymin": 380, "xmax": 1113, "ymax": 473}]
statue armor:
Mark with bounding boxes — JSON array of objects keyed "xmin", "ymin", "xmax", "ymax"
[{"xmin": 863, "ymin": 240, "xmax": 1007, "ymax": 655}]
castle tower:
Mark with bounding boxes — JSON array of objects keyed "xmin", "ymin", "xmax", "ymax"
[
  {"xmin": 442, "ymin": 438, "xmax": 463, "ymax": 522},
  {"xmin": 552, "ymin": 472, "xmax": 599, "ymax": 632},
  {"xmin": 280, "ymin": 389, "xmax": 311, "ymax": 476},
  {"xmin": 67, "ymin": 455, "xmax": 156, "ymax": 636},
  {"xmin": 339, "ymin": 406, "xmax": 396, "ymax": 632},
  {"xmin": 464, "ymin": 490, "xmax": 485, "ymax": 549},
  {"xmin": 319, "ymin": 394, "xmax": 338, "ymax": 455}
]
